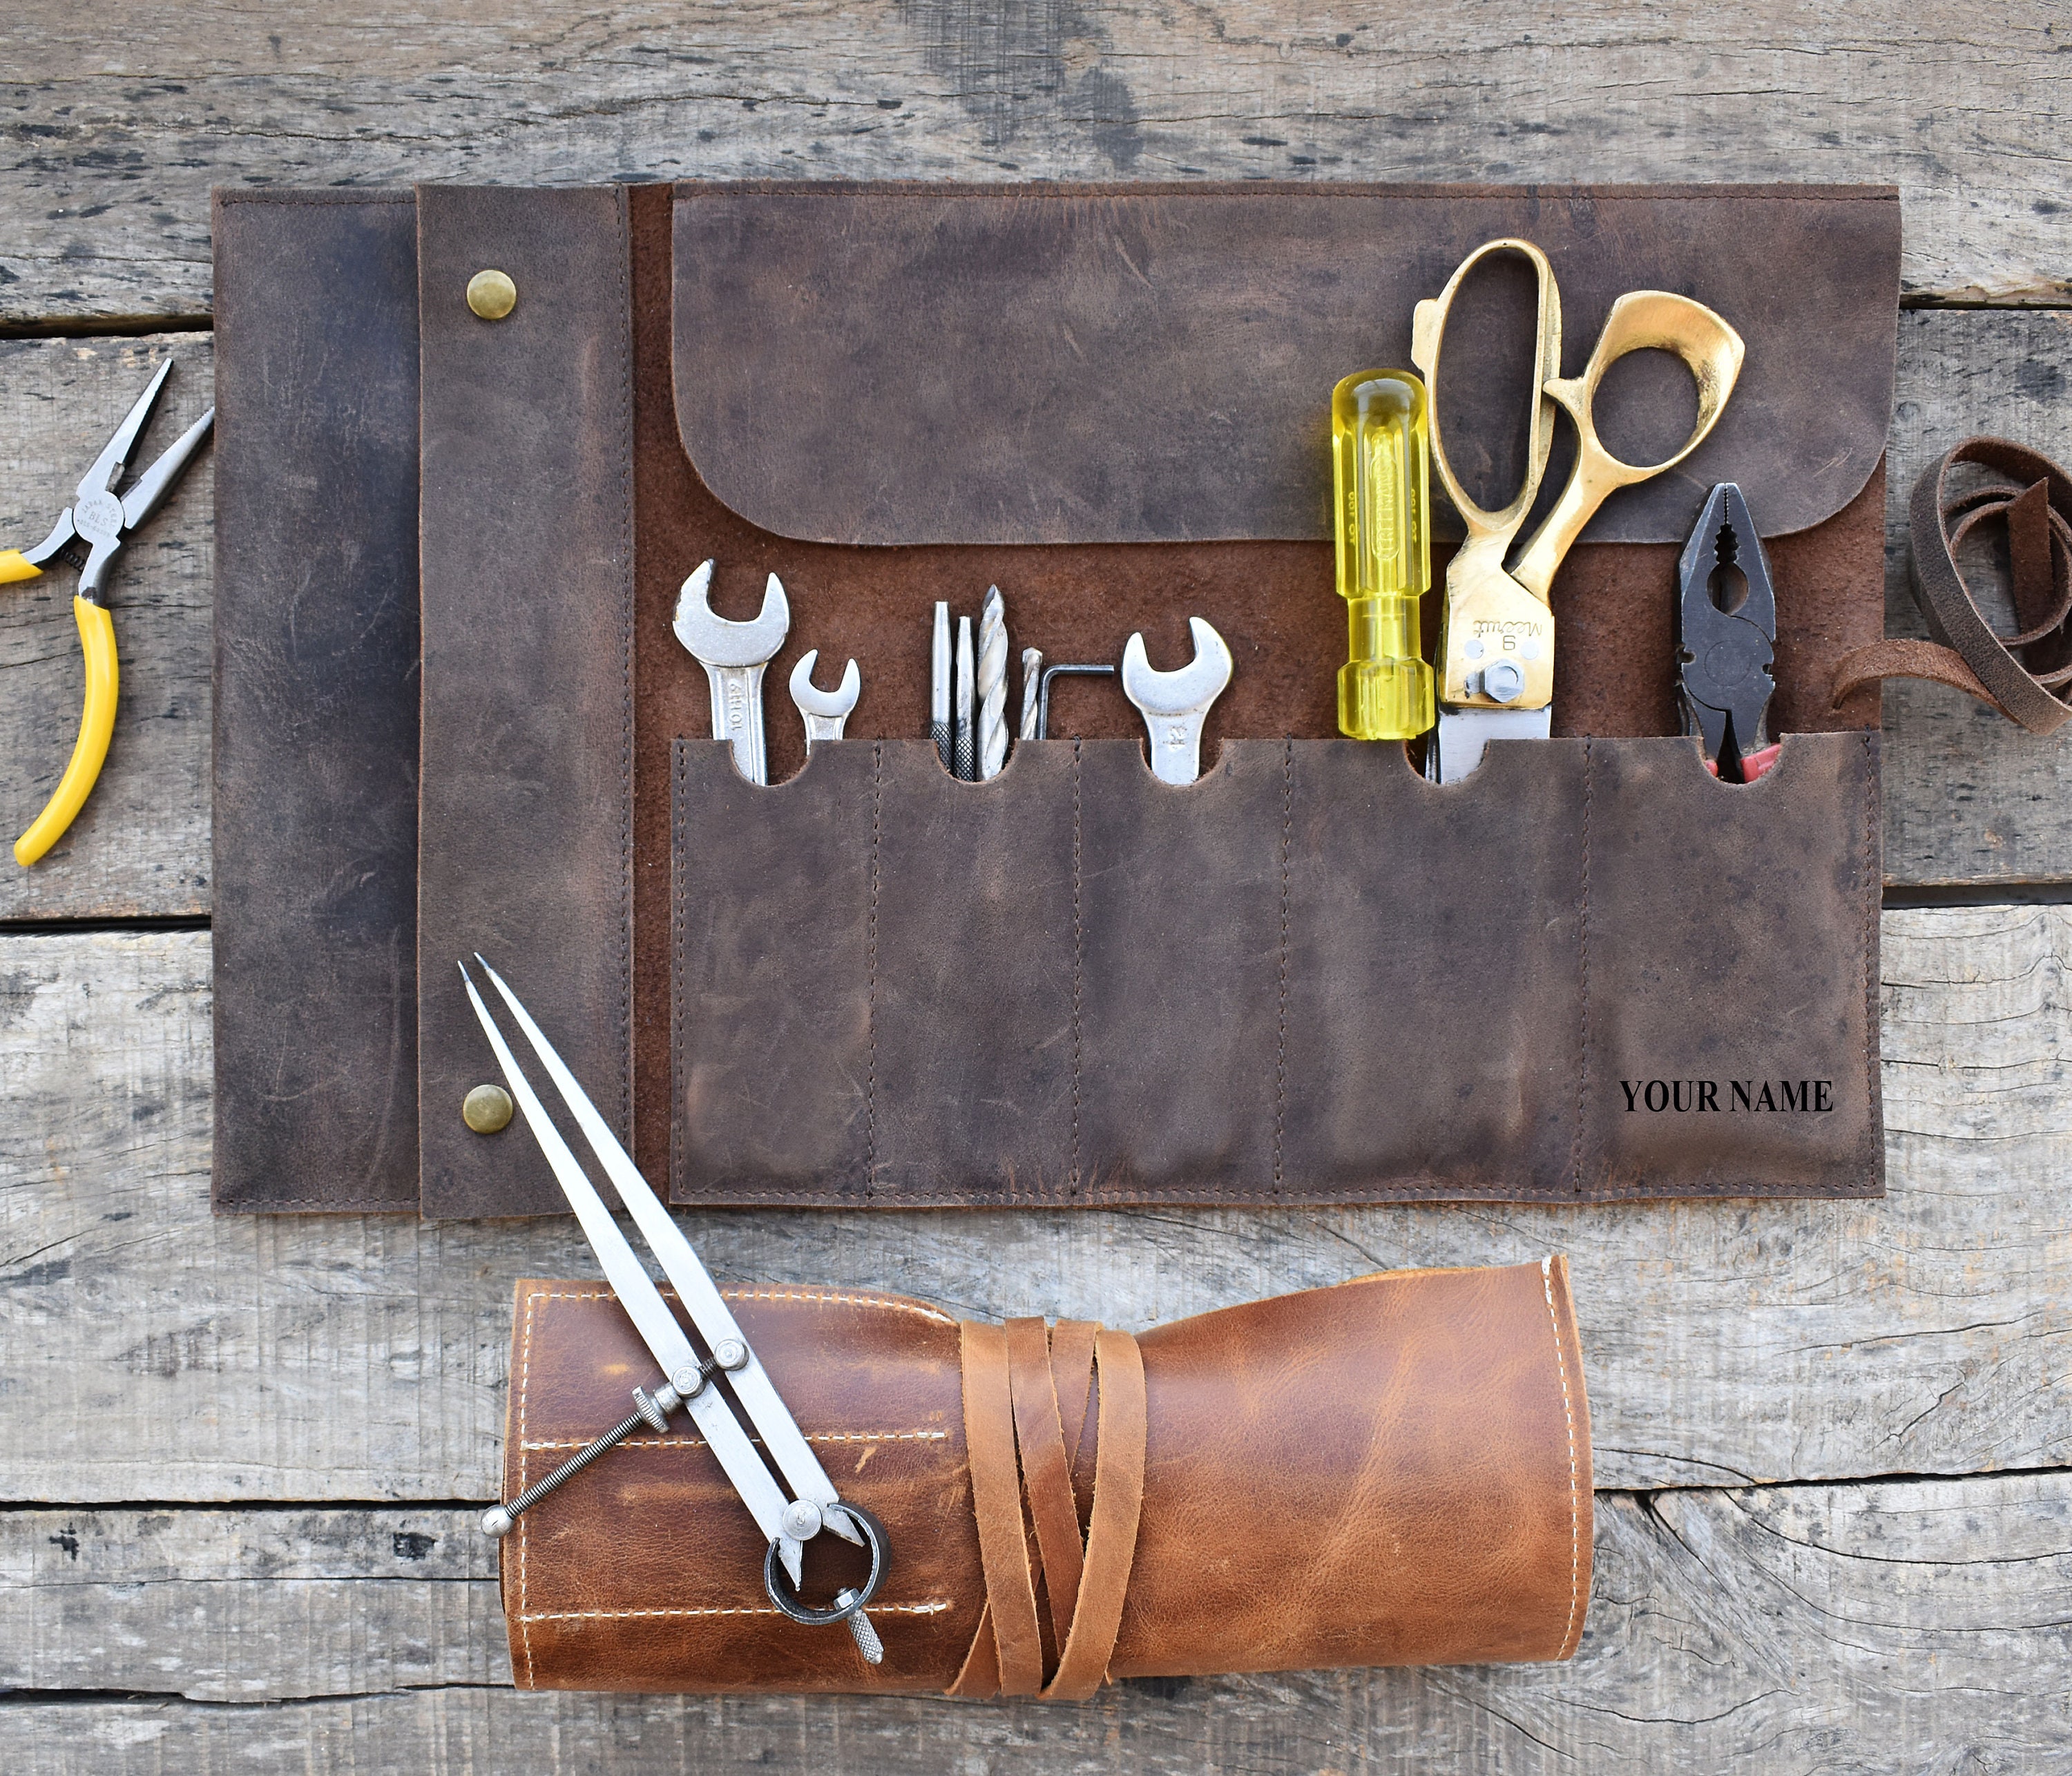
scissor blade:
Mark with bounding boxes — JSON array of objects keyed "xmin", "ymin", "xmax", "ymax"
[
  {"xmin": 1424, "ymin": 706, "xmax": 1553, "ymax": 783},
  {"xmin": 78, "ymin": 360, "xmax": 173, "ymax": 503},
  {"xmin": 120, "ymin": 407, "xmax": 214, "ymax": 534},
  {"xmin": 475, "ymin": 957, "xmax": 862, "ymax": 1547},
  {"xmin": 459, "ymin": 964, "xmax": 798, "ymax": 1567}
]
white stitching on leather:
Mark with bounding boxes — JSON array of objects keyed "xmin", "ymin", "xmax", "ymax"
[
  {"xmin": 1542, "ymin": 1254, "xmax": 1584, "ymax": 1659},
  {"xmin": 519, "ymin": 1600, "xmax": 952, "ymax": 1625},
  {"xmin": 528, "ymin": 1285, "xmax": 957, "ymax": 1328},
  {"xmin": 516, "ymin": 1285, "xmax": 539, "ymax": 1688},
  {"xmin": 724, "ymin": 1286, "xmax": 958, "ymax": 1326},
  {"xmin": 520, "ymin": 1429, "xmax": 947, "ymax": 1451}
]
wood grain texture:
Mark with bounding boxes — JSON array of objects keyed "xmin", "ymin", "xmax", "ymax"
[
  {"xmin": 0, "ymin": 1508, "xmax": 499, "ymax": 1701},
  {"xmin": 0, "ymin": 334, "xmax": 212, "ymax": 918},
  {"xmin": 1, "ymin": 910, "xmax": 2068, "ymax": 1502},
  {"xmin": 6, "ymin": 1476, "xmax": 2070, "ymax": 1774},
  {"xmin": 0, "ymin": 316, "xmax": 2069, "ymax": 924},
  {"xmin": 2, "ymin": 1, "xmax": 2069, "ymax": 325}
]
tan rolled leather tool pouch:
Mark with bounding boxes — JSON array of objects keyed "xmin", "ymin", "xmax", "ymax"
[
  {"xmin": 499, "ymin": 1257, "xmax": 1591, "ymax": 1694},
  {"xmin": 211, "ymin": 182, "xmax": 1899, "ymax": 1214}
]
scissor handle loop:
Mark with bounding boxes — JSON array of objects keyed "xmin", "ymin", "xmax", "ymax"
[
  {"xmin": 763, "ymin": 1500, "xmax": 890, "ymax": 1626},
  {"xmin": 1511, "ymin": 289, "xmax": 1746, "ymax": 600},
  {"xmin": 1410, "ymin": 237, "xmax": 1562, "ymax": 550}
]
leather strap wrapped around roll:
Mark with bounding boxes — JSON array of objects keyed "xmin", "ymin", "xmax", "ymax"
[
  {"xmin": 497, "ymin": 1258, "xmax": 1593, "ymax": 1696},
  {"xmin": 1832, "ymin": 437, "xmax": 2072, "ymax": 731}
]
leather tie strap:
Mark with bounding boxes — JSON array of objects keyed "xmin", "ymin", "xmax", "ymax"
[
  {"xmin": 1831, "ymin": 437, "xmax": 2072, "ymax": 734},
  {"xmin": 948, "ymin": 1317, "xmax": 1147, "ymax": 1702},
  {"xmin": 951, "ymin": 1319, "xmax": 1044, "ymax": 1697},
  {"xmin": 1007, "ymin": 1316, "xmax": 1086, "ymax": 1645}
]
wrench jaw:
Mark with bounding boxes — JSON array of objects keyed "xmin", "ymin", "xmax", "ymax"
[
  {"xmin": 788, "ymin": 650, "xmax": 861, "ymax": 756},
  {"xmin": 1120, "ymin": 617, "xmax": 1236, "ymax": 787},
  {"xmin": 673, "ymin": 562, "xmax": 792, "ymax": 786}
]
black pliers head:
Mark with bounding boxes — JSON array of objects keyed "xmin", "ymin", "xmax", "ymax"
[{"xmin": 1677, "ymin": 481, "xmax": 1777, "ymax": 783}]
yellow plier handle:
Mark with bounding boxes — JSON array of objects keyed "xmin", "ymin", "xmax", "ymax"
[{"xmin": 5, "ymin": 548, "xmax": 119, "ymax": 866}]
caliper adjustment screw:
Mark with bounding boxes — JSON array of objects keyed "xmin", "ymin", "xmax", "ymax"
[{"xmin": 631, "ymin": 1386, "xmax": 669, "ymax": 1434}]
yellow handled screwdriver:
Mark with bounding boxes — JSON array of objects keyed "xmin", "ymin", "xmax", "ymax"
[
  {"xmin": 2, "ymin": 360, "xmax": 213, "ymax": 866},
  {"xmin": 1331, "ymin": 367, "xmax": 1434, "ymax": 741}
]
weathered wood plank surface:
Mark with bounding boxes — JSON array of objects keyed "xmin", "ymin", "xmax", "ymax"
[
  {"xmin": 3, "ymin": 316, "xmax": 2071, "ymax": 922},
  {"xmin": 6, "ymin": 1476, "xmax": 2071, "ymax": 1774},
  {"xmin": 3, "ymin": 1, "xmax": 2069, "ymax": 323},
  {"xmin": 3, "ymin": 908, "xmax": 2070, "ymax": 1501},
  {"xmin": 0, "ymin": 1508, "xmax": 501, "ymax": 1701}
]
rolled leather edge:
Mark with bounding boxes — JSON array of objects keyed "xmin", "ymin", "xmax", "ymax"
[{"xmin": 498, "ymin": 1258, "xmax": 1593, "ymax": 1695}]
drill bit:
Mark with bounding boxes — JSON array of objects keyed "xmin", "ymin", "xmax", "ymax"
[
  {"xmin": 930, "ymin": 602, "xmax": 952, "ymax": 772},
  {"xmin": 953, "ymin": 614, "xmax": 976, "ymax": 781},
  {"xmin": 976, "ymin": 586, "xmax": 1008, "ymax": 780},
  {"xmin": 1019, "ymin": 647, "xmax": 1043, "ymax": 741}
]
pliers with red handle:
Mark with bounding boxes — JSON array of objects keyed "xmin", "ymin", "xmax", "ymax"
[
  {"xmin": 1678, "ymin": 481, "xmax": 1782, "ymax": 784},
  {"xmin": 2, "ymin": 360, "xmax": 213, "ymax": 866}
]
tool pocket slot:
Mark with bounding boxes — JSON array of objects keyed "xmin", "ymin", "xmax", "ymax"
[
  {"xmin": 1072, "ymin": 740, "xmax": 1287, "ymax": 1199},
  {"xmin": 1576, "ymin": 732, "xmax": 1882, "ymax": 1197},
  {"xmin": 864, "ymin": 742, "xmax": 1080, "ymax": 1200},
  {"xmin": 671, "ymin": 732, "xmax": 1881, "ymax": 1207},
  {"xmin": 1278, "ymin": 740, "xmax": 1589, "ymax": 1199},
  {"xmin": 671, "ymin": 739, "xmax": 878, "ymax": 1199},
  {"xmin": 672, "ymin": 738, "xmax": 1080, "ymax": 1204}
]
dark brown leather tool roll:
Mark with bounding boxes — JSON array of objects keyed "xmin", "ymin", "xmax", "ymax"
[
  {"xmin": 499, "ymin": 1257, "xmax": 1592, "ymax": 1695},
  {"xmin": 208, "ymin": 181, "xmax": 1900, "ymax": 1215}
]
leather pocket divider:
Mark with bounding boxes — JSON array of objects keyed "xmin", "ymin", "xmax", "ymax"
[{"xmin": 671, "ymin": 729, "xmax": 1881, "ymax": 1206}]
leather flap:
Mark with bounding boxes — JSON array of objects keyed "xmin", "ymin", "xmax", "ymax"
[{"xmin": 672, "ymin": 182, "xmax": 1899, "ymax": 548}]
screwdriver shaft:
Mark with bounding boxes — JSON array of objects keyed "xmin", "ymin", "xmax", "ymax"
[
  {"xmin": 930, "ymin": 602, "xmax": 952, "ymax": 771},
  {"xmin": 954, "ymin": 615, "xmax": 976, "ymax": 781}
]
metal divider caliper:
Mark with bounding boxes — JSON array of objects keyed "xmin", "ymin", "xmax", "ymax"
[{"xmin": 462, "ymin": 957, "xmax": 890, "ymax": 1663}]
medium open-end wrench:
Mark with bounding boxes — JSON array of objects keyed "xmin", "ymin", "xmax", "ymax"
[
  {"xmin": 673, "ymin": 560, "xmax": 789, "ymax": 785},
  {"xmin": 789, "ymin": 649, "xmax": 861, "ymax": 755},
  {"xmin": 1120, "ymin": 616, "xmax": 1234, "ymax": 785}
]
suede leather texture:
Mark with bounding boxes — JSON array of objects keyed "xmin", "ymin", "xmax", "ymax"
[
  {"xmin": 671, "ymin": 182, "xmax": 1897, "ymax": 549},
  {"xmin": 414, "ymin": 186, "xmax": 637, "ymax": 1219},
  {"xmin": 672, "ymin": 732, "xmax": 1881, "ymax": 1205},
  {"xmin": 637, "ymin": 184, "xmax": 1886, "ymax": 1205},
  {"xmin": 498, "ymin": 1257, "xmax": 1593, "ymax": 1693},
  {"xmin": 211, "ymin": 190, "xmax": 424, "ymax": 1213},
  {"xmin": 209, "ymin": 181, "xmax": 1893, "ymax": 1213}
]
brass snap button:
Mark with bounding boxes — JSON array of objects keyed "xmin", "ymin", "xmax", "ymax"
[
  {"xmin": 466, "ymin": 269, "xmax": 517, "ymax": 321},
  {"xmin": 463, "ymin": 1082, "xmax": 515, "ymax": 1134}
]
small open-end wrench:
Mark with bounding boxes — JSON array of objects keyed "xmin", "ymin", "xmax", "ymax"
[
  {"xmin": 789, "ymin": 649, "xmax": 861, "ymax": 756},
  {"xmin": 673, "ymin": 560, "xmax": 790, "ymax": 785},
  {"xmin": 1120, "ymin": 617, "xmax": 1234, "ymax": 785}
]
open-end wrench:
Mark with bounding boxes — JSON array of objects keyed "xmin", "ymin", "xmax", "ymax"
[
  {"xmin": 1120, "ymin": 616, "xmax": 1234, "ymax": 785},
  {"xmin": 673, "ymin": 560, "xmax": 790, "ymax": 785},
  {"xmin": 789, "ymin": 649, "xmax": 861, "ymax": 756}
]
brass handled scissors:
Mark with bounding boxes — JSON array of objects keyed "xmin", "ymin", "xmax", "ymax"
[
  {"xmin": 1410, "ymin": 240, "xmax": 1744, "ymax": 781},
  {"xmin": 1, "ymin": 361, "xmax": 213, "ymax": 865}
]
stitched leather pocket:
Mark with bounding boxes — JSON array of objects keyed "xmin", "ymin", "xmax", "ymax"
[{"xmin": 671, "ymin": 730, "xmax": 1881, "ymax": 1205}]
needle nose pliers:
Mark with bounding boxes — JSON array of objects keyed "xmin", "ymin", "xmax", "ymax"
[{"xmin": 1, "ymin": 359, "xmax": 213, "ymax": 866}]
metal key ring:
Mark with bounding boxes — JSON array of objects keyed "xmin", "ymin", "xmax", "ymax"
[{"xmin": 763, "ymin": 1501, "xmax": 890, "ymax": 1625}]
